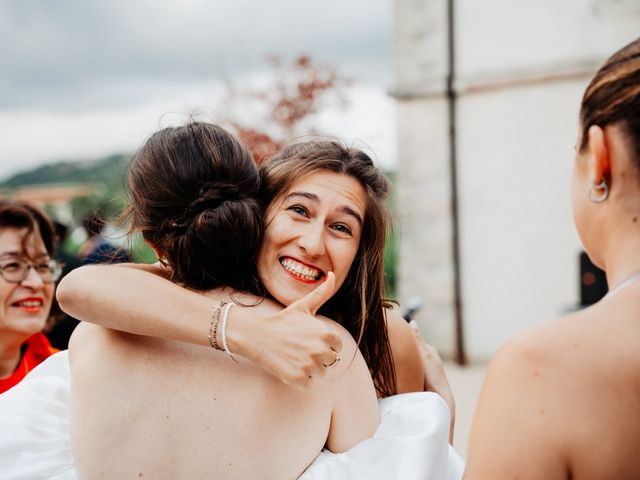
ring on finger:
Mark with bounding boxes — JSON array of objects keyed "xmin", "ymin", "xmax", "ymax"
[{"xmin": 323, "ymin": 349, "xmax": 340, "ymax": 368}]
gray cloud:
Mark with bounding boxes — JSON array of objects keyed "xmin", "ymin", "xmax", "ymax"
[{"xmin": 1, "ymin": 0, "xmax": 393, "ymax": 110}]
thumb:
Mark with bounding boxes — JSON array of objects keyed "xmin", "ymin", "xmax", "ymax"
[{"xmin": 289, "ymin": 271, "xmax": 335, "ymax": 315}]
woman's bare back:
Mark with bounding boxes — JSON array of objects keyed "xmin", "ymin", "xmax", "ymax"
[{"xmin": 69, "ymin": 297, "xmax": 378, "ymax": 480}]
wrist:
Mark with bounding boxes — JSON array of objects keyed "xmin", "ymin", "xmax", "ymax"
[{"xmin": 224, "ymin": 306, "xmax": 256, "ymax": 361}]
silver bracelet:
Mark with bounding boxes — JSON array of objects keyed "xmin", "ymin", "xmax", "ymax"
[
  {"xmin": 220, "ymin": 302, "xmax": 238, "ymax": 362},
  {"xmin": 208, "ymin": 301, "xmax": 226, "ymax": 351}
]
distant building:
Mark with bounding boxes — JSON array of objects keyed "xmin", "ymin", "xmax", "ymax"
[
  {"xmin": 393, "ymin": 0, "xmax": 640, "ymax": 362},
  {"xmin": 2, "ymin": 184, "xmax": 95, "ymax": 223}
]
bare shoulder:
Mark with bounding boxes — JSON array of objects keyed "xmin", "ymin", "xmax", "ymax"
[
  {"xmin": 68, "ymin": 322, "xmax": 141, "ymax": 369},
  {"xmin": 483, "ymin": 314, "xmax": 586, "ymax": 402},
  {"xmin": 316, "ymin": 316, "xmax": 379, "ymax": 452},
  {"xmin": 467, "ymin": 306, "xmax": 640, "ymax": 478},
  {"xmin": 385, "ymin": 308, "xmax": 425, "ymax": 393},
  {"xmin": 385, "ymin": 308, "xmax": 411, "ymax": 343},
  {"xmin": 68, "ymin": 322, "xmax": 107, "ymax": 357},
  {"xmin": 465, "ymin": 313, "xmax": 595, "ymax": 479}
]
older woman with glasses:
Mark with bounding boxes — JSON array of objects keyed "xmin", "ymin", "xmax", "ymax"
[{"xmin": 0, "ymin": 199, "xmax": 62, "ymax": 394}]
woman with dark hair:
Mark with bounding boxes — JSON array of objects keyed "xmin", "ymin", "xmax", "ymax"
[
  {"xmin": 60, "ymin": 136, "xmax": 447, "ymax": 401},
  {"xmin": 0, "ymin": 123, "xmax": 460, "ymax": 479},
  {"xmin": 465, "ymin": 37, "xmax": 640, "ymax": 479},
  {"xmin": 63, "ymin": 123, "xmax": 389, "ymax": 479},
  {"xmin": 257, "ymin": 140, "xmax": 401, "ymax": 398},
  {"xmin": 0, "ymin": 199, "xmax": 62, "ymax": 394}
]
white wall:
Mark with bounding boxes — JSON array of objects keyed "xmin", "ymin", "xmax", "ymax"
[
  {"xmin": 394, "ymin": 0, "xmax": 640, "ymax": 361},
  {"xmin": 396, "ymin": 97, "xmax": 457, "ymax": 357},
  {"xmin": 456, "ymin": 0, "xmax": 640, "ymax": 81},
  {"xmin": 457, "ymin": 80, "xmax": 586, "ymax": 360}
]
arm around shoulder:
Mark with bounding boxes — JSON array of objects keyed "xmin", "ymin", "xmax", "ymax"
[{"xmin": 57, "ymin": 263, "xmax": 214, "ymax": 345}]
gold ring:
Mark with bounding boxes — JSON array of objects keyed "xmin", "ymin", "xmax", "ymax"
[{"xmin": 323, "ymin": 350, "xmax": 340, "ymax": 368}]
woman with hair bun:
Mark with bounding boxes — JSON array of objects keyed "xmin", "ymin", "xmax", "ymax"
[
  {"xmin": 67, "ymin": 123, "xmax": 382, "ymax": 479},
  {"xmin": 1, "ymin": 122, "xmax": 461, "ymax": 479},
  {"xmin": 465, "ymin": 37, "xmax": 640, "ymax": 479},
  {"xmin": 59, "ymin": 132, "xmax": 452, "ymax": 404}
]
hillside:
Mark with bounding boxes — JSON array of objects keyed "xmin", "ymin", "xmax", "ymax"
[{"xmin": 0, "ymin": 153, "xmax": 131, "ymax": 189}]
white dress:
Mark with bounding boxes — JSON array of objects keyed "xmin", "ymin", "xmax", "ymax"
[{"xmin": 0, "ymin": 351, "xmax": 464, "ymax": 480}]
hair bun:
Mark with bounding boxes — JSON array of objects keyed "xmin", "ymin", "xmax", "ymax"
[
  {"xmin": 168, "ymin": 181, "xmax": 244, "ymax": 232},
  {"xmin": 200, "ymin": 180, "xmax": 243, "ymax": 201},
  {"xmin": 128, "ymin": 121, "xmax": 263, "ymax": 291}
]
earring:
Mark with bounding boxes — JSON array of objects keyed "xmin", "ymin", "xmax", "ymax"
[{"xmin": 588, "ymin": 178, "xmax": 609, "ymax": 203}]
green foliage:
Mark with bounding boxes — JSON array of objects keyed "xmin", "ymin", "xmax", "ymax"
[
  {"xmin": 383, "ymin": 227, "xmax": 398, "ymax": 298},
  {"xmin": 0, "ymin": 153, "xmax": 131, "ymax": 225},
  {"xmin": 70, "ymin": 192, "xmax": 128, "ymax": 224},
  {"xmin": 1, "ymin": 154, "xmax": 130, "ymax": 189},
  {"xmin": 382, "ymin": 171, "xmax": 398, "ymax": 298},
  {"xmin": 128, "ymin": 233, "xmax": 159, "ymax": 264}
]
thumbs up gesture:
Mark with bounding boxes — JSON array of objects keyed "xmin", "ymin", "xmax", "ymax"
[
  {"xmin": 238, "ymin": 272, "xmax": 344, "ymax": 386},
  {"xmin": 288, "ymin": 271, "xmax": 336, "ymax": 317}
]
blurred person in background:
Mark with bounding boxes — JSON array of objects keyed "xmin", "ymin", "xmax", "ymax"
[
  {"xmin": 77, "ymin": 211, "xmax": 130, "ymax": 265},
  {"xmin": 0, "ymin": 199, "xmax": 61, "ymax": 394},
  {"xmin": 52, "ymin": 221, "xmax": 80, "ymax": 277},
  {"xmin": 465, "ymin": 37, "xmax": 640, "ymax": 479},
  {"xmin": 44, "ymin": 221, "xmax": 81, "ymax": 349}
]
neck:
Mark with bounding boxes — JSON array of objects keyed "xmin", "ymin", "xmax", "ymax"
[
  {"xmin": 600, "ymin": 223, "xmax": 640, "ymax": 288},
  {"xmin": 0, "ymin": 335, "xmax": 26, "ymax": 379}
]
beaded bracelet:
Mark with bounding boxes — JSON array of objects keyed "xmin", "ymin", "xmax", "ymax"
[
  {"xmin": 220, "ymin": 302, "xmax": 238, "ymax": 362},
  {"xmin": 208, "ymin": 300, "xmax": 227, "ymax": 351}
]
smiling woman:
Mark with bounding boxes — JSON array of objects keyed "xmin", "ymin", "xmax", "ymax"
[
  {"xmin": 255, "ymin": 140, "xmax": 401, "ymax": 397},
  {"xmin": 0, "ymin": 125, "xmax": 463, "ymax": 479},
  {"xmin": 0, "ymin": 199, "xmax": 60, "ymax": 394},
  {"xmin": 259, "ymin": 171, "xmax": 366, "ymax": 298}
]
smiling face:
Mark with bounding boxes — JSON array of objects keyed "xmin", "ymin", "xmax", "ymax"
[
  {"xmin": 0, "ymin": 227, "xmax": 54, "ymax": 339},
  {"xmin": 257, "ymin": 169, "xmax": 367, "ymax": 306}
]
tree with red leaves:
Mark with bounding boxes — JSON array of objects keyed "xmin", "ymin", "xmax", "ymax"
[{"xmin": 222, "ymin": 55, "xmax": 351, "ymax": 163}]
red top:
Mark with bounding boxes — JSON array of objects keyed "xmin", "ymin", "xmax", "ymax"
[{"xmin": 0, "ymin": 332, "xmax": 58, "ymax": 394}]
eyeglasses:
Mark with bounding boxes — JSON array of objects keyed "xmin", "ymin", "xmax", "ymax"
[{"xmin": 0, "ymin": 259, "xmax": 63, "ymax": 284}]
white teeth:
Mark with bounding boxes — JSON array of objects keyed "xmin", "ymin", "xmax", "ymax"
[
  {"xmin": 15, "ymin": 300, "xmax": 42, "ymax": 308},
  {"xmin": 280, "ymin": 258, "xmax": 322, "ymax": 280}
]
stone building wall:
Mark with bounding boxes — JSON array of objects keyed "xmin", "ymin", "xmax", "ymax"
[{"xmin": 394, "ymin": 0, "xmax": 640, "ymax": 361}]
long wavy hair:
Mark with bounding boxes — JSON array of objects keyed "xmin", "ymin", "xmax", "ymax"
[{"xmin": 260, "ymin": 140, "xmax": 397, "ymax": 397}]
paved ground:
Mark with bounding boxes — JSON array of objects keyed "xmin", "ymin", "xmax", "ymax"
[{"xmin": 444, "ymin": 362, "xmax": 488, "ymax": 459}]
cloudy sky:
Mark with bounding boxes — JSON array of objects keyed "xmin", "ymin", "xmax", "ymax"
[{"xmin": 0, "ymin": 0, "xmax": 396, "ymax": 181}]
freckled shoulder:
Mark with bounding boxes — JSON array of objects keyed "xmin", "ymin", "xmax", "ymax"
[{"xmin": 385, "ymin": 309, "xmax": 425, "ymax": 393}]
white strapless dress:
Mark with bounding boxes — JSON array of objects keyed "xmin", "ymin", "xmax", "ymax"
[{"xmin": 0, "ymin": 351, "xmax": 464, "ymax": 480}]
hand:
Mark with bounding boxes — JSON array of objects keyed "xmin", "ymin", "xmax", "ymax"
[
  {"xmin": 409, "ymin": 320, "xmax": 456, "ymax": 442},
  {"xmin": 236, "ymin": 272, "xmax": 343, "ymax": 387}
]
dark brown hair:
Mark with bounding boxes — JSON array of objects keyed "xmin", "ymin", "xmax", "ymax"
[
  {"xmin": 125, "ymin": 122, "xmax": 264, "ymax": 292},
  {"xmin": 0, "ymin": 198, "xmax": 56, "ymax": 256},
  {"xmin": 260, "ymin": 140, "xmax": 397, "ymax": 397},
  {"xmin": 580, "ymin": 37, "xmax": 640, "ymax": 158}
]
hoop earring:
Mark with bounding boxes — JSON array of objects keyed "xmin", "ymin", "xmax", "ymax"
[{"xmin": 588, "ymin": 178, "xmax": 609, "ymax": 203}]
